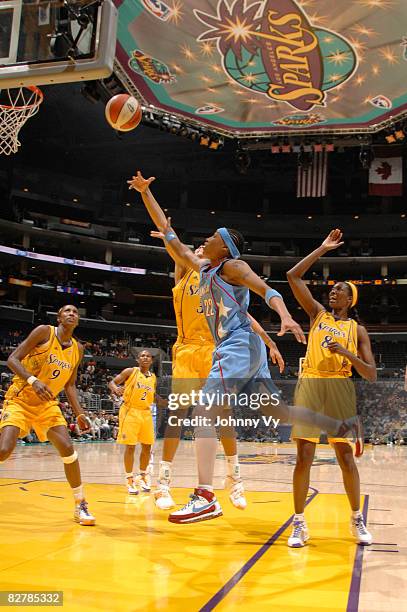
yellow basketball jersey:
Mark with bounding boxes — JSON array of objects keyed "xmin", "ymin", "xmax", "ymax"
[
  {"xmin": 301, "ymin": 310, "xmax": 358, "ymax": 378},
  {"xmin": 6, "ymin": 326, "xmax": 80, "ymax": 405},
  {"xmin": 122, "ymin": 367, "xmax": 156, "ymax": 410},
  {"xmin": 172, "ymin": 269, "xmax": 213, "ymax": 344}
]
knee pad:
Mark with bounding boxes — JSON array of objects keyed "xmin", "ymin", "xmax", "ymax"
[{"xmin": 62, "ymin": 451, "xmax": 78, "ymax": 464}]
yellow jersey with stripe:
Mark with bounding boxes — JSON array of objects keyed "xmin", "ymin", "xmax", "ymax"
[
  {"xmin": 122, "ymin": 367, "xmax": 156, "ymax": 410},
  {"xmin": 5, "ymin": 326, "xmax": 80, "ymax": 406},
  {"xmin": 301, "ymin": 310, "xmax": 358, "ymax": 379},
  {"xmin": 172, "ymin": 268, "xmax": 213, "ymax": 345}
]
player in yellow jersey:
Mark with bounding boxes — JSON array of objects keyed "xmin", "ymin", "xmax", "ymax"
[
  {"xmin": 286, "ymin": 229, "xmax": 377, "ymax": 547},
  {"xmin": 128, "ymin": 172, "xmax": 284, "ymax": 511},
  {"xmin": 109, "ymin": 350, "xmax": 166, "ymax": 495},
  {"xmin": 0, "ymin": 305, "xmax": 95, "ymax": 526}
]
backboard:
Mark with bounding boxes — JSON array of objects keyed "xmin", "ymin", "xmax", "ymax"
[{"xmin": 0, "ymin": 0, "xmax": 118, "ymax": 88}]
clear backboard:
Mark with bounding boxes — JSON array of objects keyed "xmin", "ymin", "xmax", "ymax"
[{"xmin": 0, "ymin": 0, "xmax": 117, "ymax": 88}]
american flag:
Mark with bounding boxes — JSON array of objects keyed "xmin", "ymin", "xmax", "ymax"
[{"xmin": 297, "ymin": 151, "xmax": 328, "ymax": 198}]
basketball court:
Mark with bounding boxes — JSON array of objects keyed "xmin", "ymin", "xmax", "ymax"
[{"xmin": 1, "ymin": 440, "xmax": 405, "ymax": 611}]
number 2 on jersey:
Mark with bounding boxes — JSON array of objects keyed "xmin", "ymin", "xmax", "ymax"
[{"xmin": 203, "ymin": 298, "xmax": 214, "ymax": 317}]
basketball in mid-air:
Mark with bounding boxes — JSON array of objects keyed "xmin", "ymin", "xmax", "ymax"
[{"xmin": 105, "ymin": 94, "xmax": 142, "ymax": 132}]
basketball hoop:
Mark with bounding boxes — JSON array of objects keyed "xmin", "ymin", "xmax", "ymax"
[{"xmin": 0, "ymin": 86, "xmax": 43, "ymax": 156}]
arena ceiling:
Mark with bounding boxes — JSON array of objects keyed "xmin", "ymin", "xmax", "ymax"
[{"xmin": 113, "ymin": 0, "xmax": 407, "ymax": 137}]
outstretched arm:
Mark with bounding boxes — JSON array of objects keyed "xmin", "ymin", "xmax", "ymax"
[
  {"xmin": 287, "ymin": 229, "xmax": 344, "ymax": 320},
  {"xmin": 150, "ymin": 218, "xmax": 202, "ymax": 272},
  {"xmin": 221, "ymin": 259, "xmax": 306, "ymax": 344},
  {"xmin": 128, "ymin": 171, "xmax": 196, "ymax": 271}
]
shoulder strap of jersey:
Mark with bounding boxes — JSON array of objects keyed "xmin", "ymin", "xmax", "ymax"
[
  {"xmin": 126, "ymin": 367, "xmax": 138, "ymax": 385},
  {"xmin": 309, "ymin": 309, "xmax": 326, "ymax": 332}
]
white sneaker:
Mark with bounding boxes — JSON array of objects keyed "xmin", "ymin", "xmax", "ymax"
[
  {"xmin": 135, "ymin": 473, "xmax": 151, "ymax": 492},
  {"xmin": 288, "ymin": 520, "xmax": 309, "ymax": 548},
  {"xmin": 168, "ymin": 488, "xmax": 222, "ymax": 524},
  {"xmin": 154, "ymin": 484, "xmax": 176, "ymax": 510},
  {"xmin": 127, "ymin": 480, "xmax": 139, "ymax": 495},
  {"xmin": 74, "ymin": 500, "xmax": 96, "ymax": 526},
  {"xmin": 224, "ymin": 476, "xmax": 247, "ymax": 510},
  {"xmin": 351, "ymin": 515, "xmax": 372, "ymax": 545}
]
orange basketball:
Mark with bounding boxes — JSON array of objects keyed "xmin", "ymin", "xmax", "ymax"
[{"xmin": 105, "ymin": 94, "xmax": 142, "ymax": 132}]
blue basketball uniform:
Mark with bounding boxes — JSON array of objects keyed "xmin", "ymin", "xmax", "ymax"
[{"xmin": 199, "ymin": 260, "xmax": 278, "ymax": 400}]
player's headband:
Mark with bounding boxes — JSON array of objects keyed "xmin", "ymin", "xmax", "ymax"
[
  {"xmin": 345, "ymin": 282, "xmax": 358, "ymax": 308},
  {"xmin": 217, "ymin": 227, "xmax": 240, "ymax": 259}
]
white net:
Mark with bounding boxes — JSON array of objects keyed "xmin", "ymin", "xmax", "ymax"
[{"xmin": 0, "ymin": 86, "xmax": 43, "ymax": 155}]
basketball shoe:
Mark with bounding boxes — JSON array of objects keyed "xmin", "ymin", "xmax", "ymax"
[
  {"xmin": 135, "ymin": 472, "xmax": 151, "ymax": 492},
  {"xmin": 224, "ymin": 476, "xmax": 247, "ymax": 509},
  {"xmin": 168, "ymin": 488, "xmax": 222, "ymax": 524},
  {"xmin": 126, "ymin": 476, "xmax": 139, "ymax": 495},
  {"xmin": 288, "ymin": 518, "xmax": 309, "ymax": 548},
  {"xmin": 154, "ymin": 484, "xmax": 176, "ymax": 510},
  {"xmin": 351, "ymin": 514, "xmax": 372, "ymax": 545},
  {"xmin": 74, "ymin": 500, "xmax": 96, "ymax": 526}
]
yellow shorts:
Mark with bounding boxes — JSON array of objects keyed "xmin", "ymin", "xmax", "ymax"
[
  {"xmin": 0, "ymin": 399, "xmax": 67, "ymax": 442},
  {"xmin": 172, "ymin": 341, "xmax": 213, "ymax": 396},
  {"xmin": 117, "ymin": 405, "xmax": 154, "ymax": 445},
  {"xmin": 292, "ymin": 377, "xmax": 356, "ymax": 445}
]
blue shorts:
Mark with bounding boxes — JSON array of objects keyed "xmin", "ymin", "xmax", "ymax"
[{"xmin": 201, "ymin": 330, "xmax": 279, "ymax": 404}]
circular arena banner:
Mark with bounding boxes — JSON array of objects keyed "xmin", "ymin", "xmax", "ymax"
[{"xmin": 114, "ymin": 0, "xmax": 407, "ymax": 135}]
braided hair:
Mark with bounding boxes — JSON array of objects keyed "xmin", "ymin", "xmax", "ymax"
[{"xmin": 225, "ymin": 228, "xmax": 245, "ymax": 255}]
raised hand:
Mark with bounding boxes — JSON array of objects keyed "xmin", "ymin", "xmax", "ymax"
[
  {"xmin": 150, "ymin": 230, "xmax": 165, "ymax": 241},
  {"xmin": 321, "ymin": 229, "xmax": 344, "ymax": 251},
  {"xmin": 127, "ymin": 170, "xmax": 155, "ymax": 193}
]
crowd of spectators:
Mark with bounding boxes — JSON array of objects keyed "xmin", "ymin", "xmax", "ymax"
[
  {"xmin": 60, "ymin": 402, "xmax": 119, "ymax": 442},
  {"xmin": 1, "ymin": 326, "xmax": 407, "ymax": 445}
]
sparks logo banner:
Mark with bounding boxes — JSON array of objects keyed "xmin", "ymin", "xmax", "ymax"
[
  {"xmin": 272, "ymin": 113, "xmax": 326, "ymax": 127},
  {"xmin": 194, "ymin": 0, "xmax": 357, "ymax": 111},
  {"xmin": 129, "ymin": 50, "xmax": 176, "ymax": 84},
  {"xmin": 114, "ymin": 0, "xmax": 407, "ymax": 135}
]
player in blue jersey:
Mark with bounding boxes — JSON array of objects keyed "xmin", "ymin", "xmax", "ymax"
[{"xmin": 130, "ymin": 172, "xmax": 361, "ymax": 524}]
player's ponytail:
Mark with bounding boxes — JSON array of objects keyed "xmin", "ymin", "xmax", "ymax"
[
  {"xmin": 226, "ymin": 228, "xmax": 245, "ymax": 255},
  {"xmin": 349, "ymin": 306, "xmax": 363, "ymax": 325}
]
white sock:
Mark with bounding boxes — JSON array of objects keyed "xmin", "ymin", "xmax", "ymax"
[
  {"xmin": 72, "ymin": 484, "xmax": 84, "ymax": 503},
  {"xmin": 159, "ymin": 460, "xmax": 172, "ymax": 483},
  {"xmin": 226, "ymin": 455, "xmax": 240, "ymax": 479},
  {"xmin": 352, "ymin": 510, "xmax": 362, "ymax": 519},
  {"xmin": 294, "ymin": 513, "xmax": 305, "ymax": 522},
  {"xmin": 125, "ymin": 472, "xmax": 133, "ymax": 480}
]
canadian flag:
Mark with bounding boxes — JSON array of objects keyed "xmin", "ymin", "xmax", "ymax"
[{"xmin": 369, "ymin": 156, "xmax": 403, "ymax": 196}]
